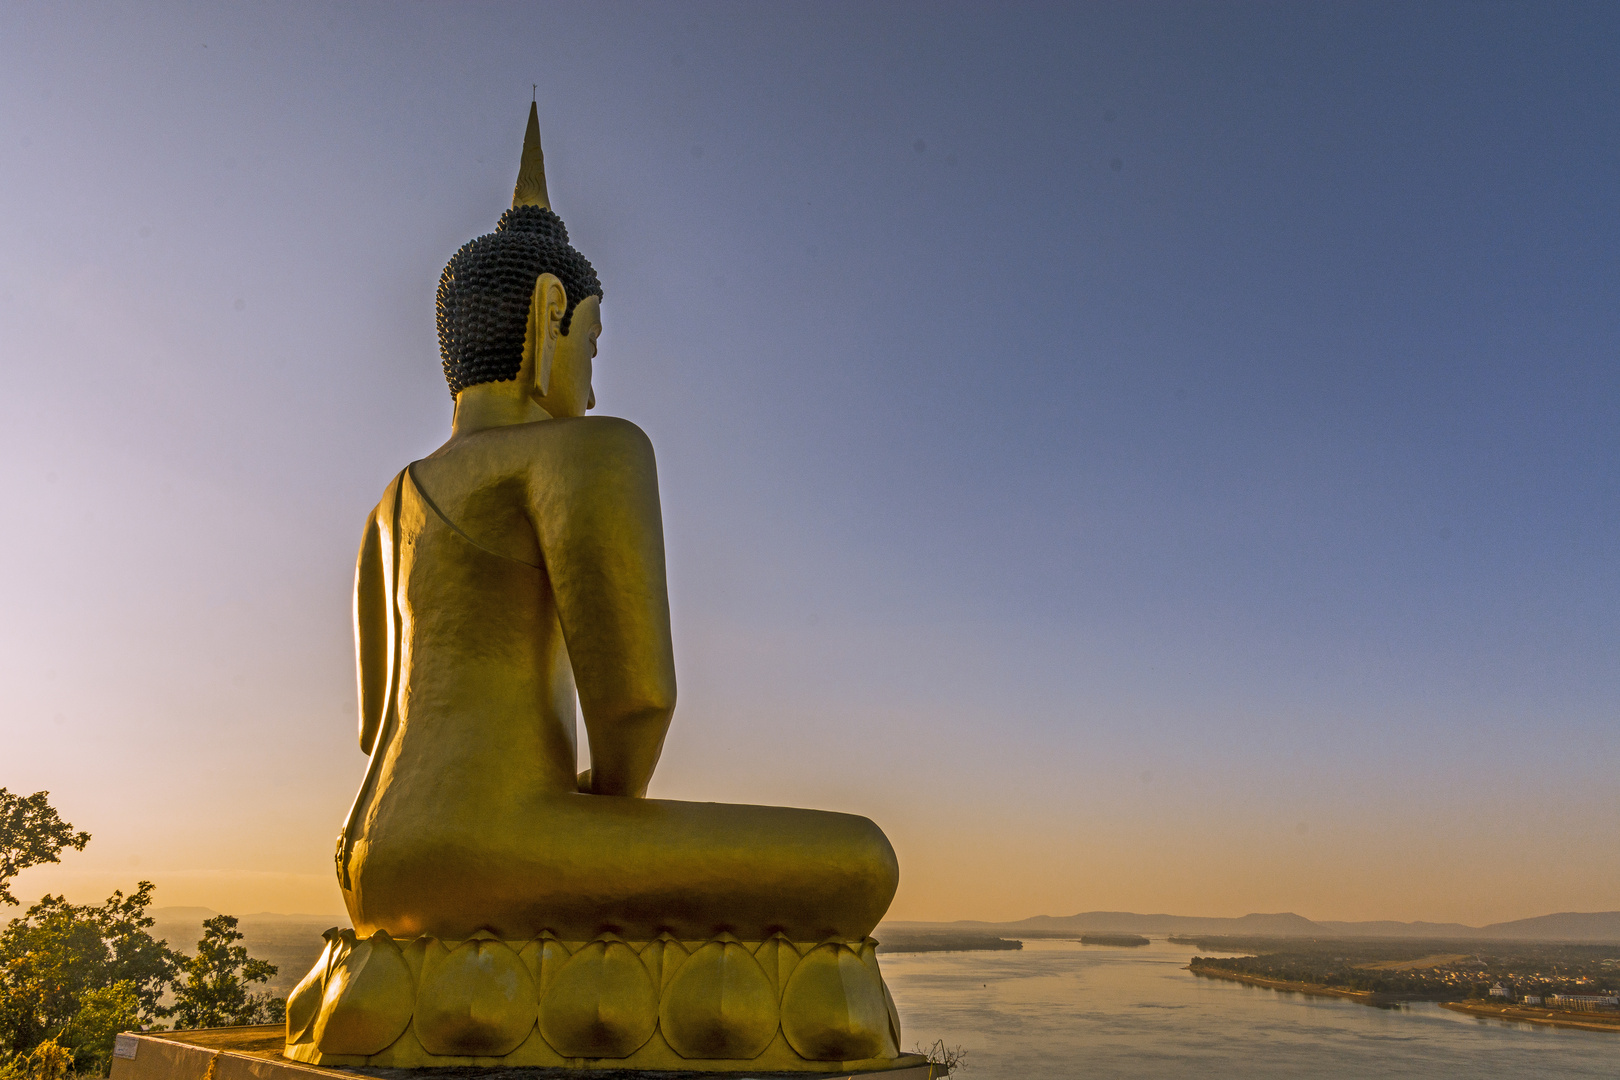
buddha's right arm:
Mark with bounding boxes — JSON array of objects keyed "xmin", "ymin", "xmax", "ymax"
[{"xmin": 529, "ymin": 418, "xmax": 677, "ymax": 797}]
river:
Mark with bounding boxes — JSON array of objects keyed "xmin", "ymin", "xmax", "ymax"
[{"xmin": 883, "ymin": 938, "xmax": 1616, "ymax": 1079}]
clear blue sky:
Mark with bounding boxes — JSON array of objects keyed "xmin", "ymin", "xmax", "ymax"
[{"xmin": 2, "ymin": 2, "xmax": 1616, "ymax": 923}]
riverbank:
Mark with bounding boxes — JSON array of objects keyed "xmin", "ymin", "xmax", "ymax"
[
  {"xmin": 877, "ymin": 934, "xmax": 1023, "ymax": 954},
  {"xmin": 1440, "ymin": 1001, "xmax": 1620, "ymax": 1033},
  {"xmin": 1188, "ymin": 964, "xmax": 1388, "ymax": 1002},
  {"xmin": 1192, "ymin": 965, "xmax": 1620, "ymax": 1031}
]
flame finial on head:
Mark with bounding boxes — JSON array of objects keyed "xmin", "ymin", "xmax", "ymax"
[{"xmin": 512, "ymin": 101, "xmax": 550, "ymax": 210}]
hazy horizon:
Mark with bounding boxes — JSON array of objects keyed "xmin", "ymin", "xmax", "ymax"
[
  {"xmin": 132, "ymin": 903, "xmax": 1620, "ymax": 931},
  {"xmin": 4, "ymin": 2, "xmax": 1617, "ymax": 927}
]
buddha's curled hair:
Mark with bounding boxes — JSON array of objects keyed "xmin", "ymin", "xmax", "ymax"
[{"xmin": 436, "ymin": 204, "xmax": 604, "ymax": 396}]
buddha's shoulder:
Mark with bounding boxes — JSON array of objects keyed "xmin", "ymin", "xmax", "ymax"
[
  {"xmin": 372, "ymin": 419, "xmax": 657, "ymax": 528},
  {"xmin": 446, "ymin": 416, "xmax": 657, "ymax": 476},
  {"xmin": 477, "ymin": 415, "xmax": 652, "ymax": 456}
]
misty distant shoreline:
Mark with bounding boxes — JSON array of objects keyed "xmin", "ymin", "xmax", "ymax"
[
  {"xmin": 147, "ymin": 904, "xmax": 1620, "ymax": 951},
  {"xmin": 880, "ymin": 909, "xmax": 1620, "ymax": 943}
]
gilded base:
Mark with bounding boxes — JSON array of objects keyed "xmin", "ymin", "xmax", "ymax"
[{"xmin": 284, "ymin": 928, "xmax": 915, "ymax": 1073}]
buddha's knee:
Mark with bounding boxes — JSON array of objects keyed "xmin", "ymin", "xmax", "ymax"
[{"xmin": 833, "ymin": 814, "xmax": 900, "ymax": 906}]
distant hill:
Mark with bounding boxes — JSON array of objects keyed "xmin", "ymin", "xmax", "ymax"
[
  {"xmin": 1313, "ymin": 919, "xmax": 1482, "ymax": 938},
  {"xmin": 143, "ymin": 907, "xmax": 1620, "ymax": 948},
  {"xmin": 148, "ymin": 906, "xmax": 221, "ymax": 923},
  {"xmin": 884, "ymin": 909, "xmax": 1620, "ymax": 943},
  {"xmin": 1478, "ymin": 912, "xmax": 1620, "ymax": 941},
  {"xmin": 905, "ymin": 911, "xmax": 1333, "ymax": 938},
  {"xmin": 150, "ymin": 907, "xmax": 343, "ymax": 927}
]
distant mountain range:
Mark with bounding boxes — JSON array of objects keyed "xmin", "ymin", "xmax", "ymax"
[
  {"xmin": 147, "ymin": 905, "xmax": 1620, "ymax": 943},
  {"xmin": 150, "ymin": 906, "xmax": 344, "ymax": 926},
  {"xmin": 885, "ymin": 909, "xmax": 1620, "ymax": 942}
]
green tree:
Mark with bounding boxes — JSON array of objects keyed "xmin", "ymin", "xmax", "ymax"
[
  {"xmin": 0, "ymin": 791, "xmax": 285, "ymax": 1073},
  {"xmin": 58, "ymin": 984, "xmax": 139, "ymax": 1078},
  {"xmin": 169, "ymin": 917, "xmax": 282, "ymax": 1029},
  {"xmin": 0, "ymin": 791, "xmax": 89, "ymax": 908},
  {"xmin": 79, "ymin": 886, "xmax": 175, "ymax": 1023},
  {"xmin": 0, "ymin": 883, "xmax": 179, "ymax": 1072}
]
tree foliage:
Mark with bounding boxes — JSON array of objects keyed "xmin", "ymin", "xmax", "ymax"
[
  {"xmin": 169, "ymin": 917, "xmax": 282, "ymax": 1029},
  {"xmin": 56, "ymin": 984, "xmax": 138, "ymax": 1079},
  {"xmin": 0, "ymin": 883, "xmax": 179, "ymax": 1073},
  {"xmin": 0, "ymin": 1037, "xmax": 74, "ymax": 1080},
  {"xmin": 0, "ymin": 791, "xmax": 89, "ymax": 909},
  {"xmin": 0, "ymin": 790, "xmax": 289, "ymax": 1076}
]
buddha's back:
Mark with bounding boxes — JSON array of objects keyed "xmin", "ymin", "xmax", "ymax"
[
  {"xmin": 389, "ymin": 427, "xmax": 584, "ymax": 804},
  {"xmin": 355, "ymin": 455, "xmax": 578, "ymax": 865}
]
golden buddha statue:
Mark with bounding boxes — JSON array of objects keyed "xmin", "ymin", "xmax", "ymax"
[{"xmin": 283, "ymin": 106, "xmax": 922, "ymax": 1076}]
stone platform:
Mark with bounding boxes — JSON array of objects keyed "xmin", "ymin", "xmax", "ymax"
[
  {"xmin": 108, "ymin": 1027, "xmax": 940, "ymax": 1080},
  {"xmin": 281, "ymin": 928, "xmax": 919, "ymax": 1073}
]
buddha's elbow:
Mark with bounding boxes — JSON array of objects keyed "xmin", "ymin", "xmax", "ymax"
[
  {"xmin": 852, "ymin": 815, "xmax": 901, "ymax": 906},
  {"xmin": 599, "ymin": 684, "xmax": 674, "ymax": 741},
  {"xmin": 635, "ymin": 674, "xmax": 677, "ymax": 721},
  {"xmin": 623, "ymin": 697, "xmax": 676, "ymax": 737}
]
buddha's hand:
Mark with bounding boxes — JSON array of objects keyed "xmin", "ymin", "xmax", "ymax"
[{"xmin": 576, "ymin": 769, "xmax": 593, "ymax": 794}]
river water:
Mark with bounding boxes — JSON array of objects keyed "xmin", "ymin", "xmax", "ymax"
[{"xmin": 883, "ymin": 939, "xmax": 1616, "ymax": 1079}]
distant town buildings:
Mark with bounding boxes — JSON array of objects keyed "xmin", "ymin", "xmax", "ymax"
[
  {"xmin": 1546, "ymin": 994, "xmax": 1619, "ymax": 1012},
  {"xmin": 1488, "ymin": 983, "xmax": 1510, "ymax": 998}
]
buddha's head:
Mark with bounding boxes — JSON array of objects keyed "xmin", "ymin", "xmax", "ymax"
[{"xmin": 436, "ymin": 104, "xmax": 603, "ymax": 417}]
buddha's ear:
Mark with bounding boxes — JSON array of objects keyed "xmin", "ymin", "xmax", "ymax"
[{"xmin": 524, "ymin": 273, "xmax": 569, "ymax": 398}]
